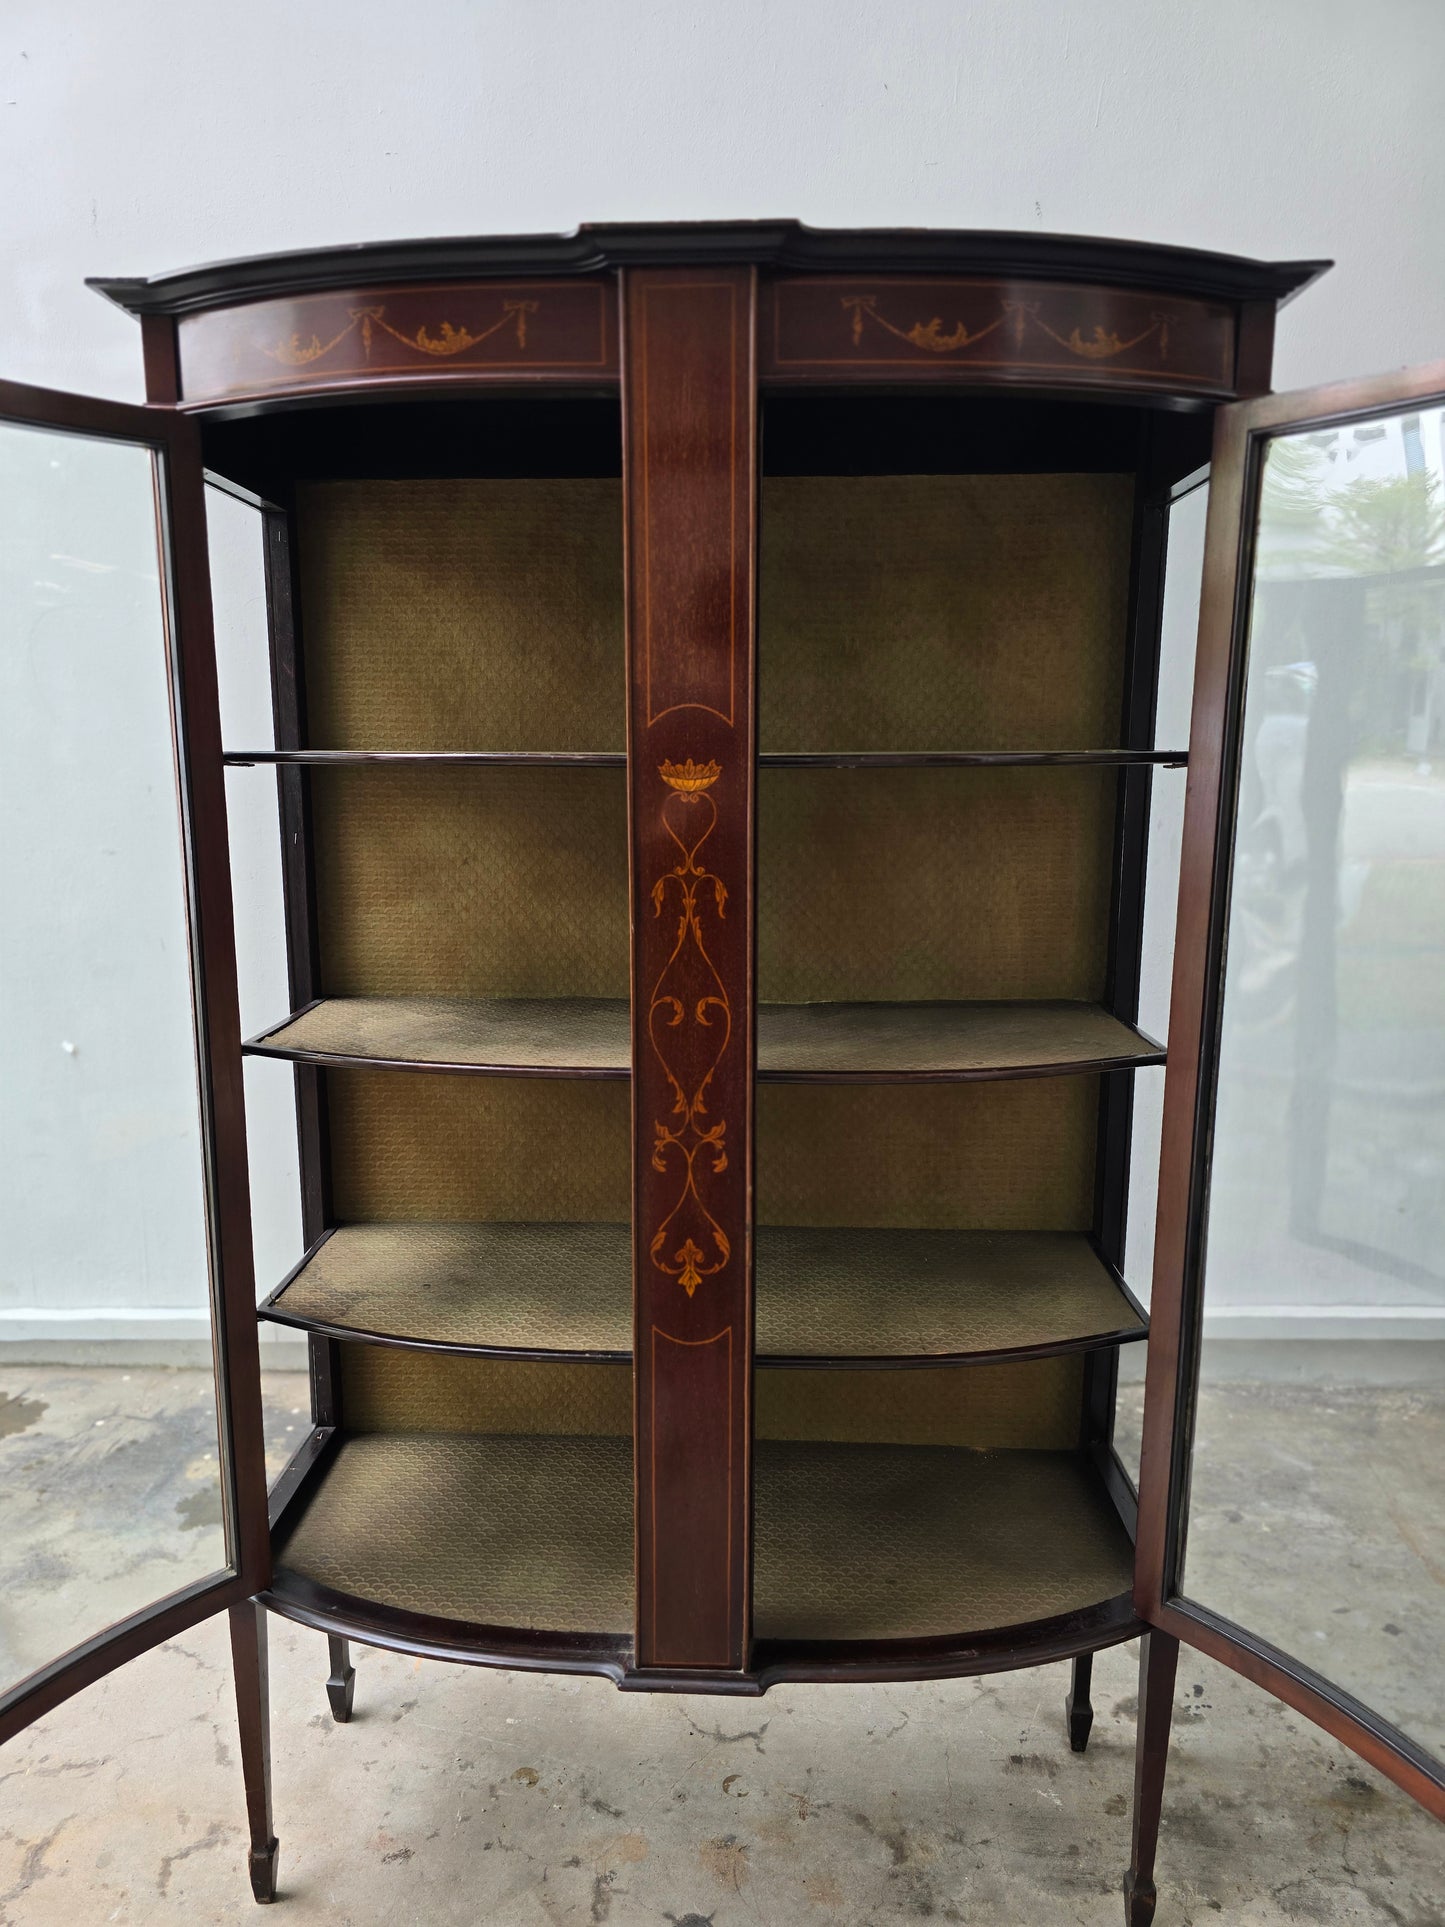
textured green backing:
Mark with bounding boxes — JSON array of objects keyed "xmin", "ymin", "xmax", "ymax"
[
  {"xmin": 296, "ymin": 479, "xmax": 625, "ymax": 751},
  {"xmin": 311, "ymin": 766, "xmax": 628, "ymax": 1000},
  {"xmin": 324, "ymin": 1073, "xmax": 1095, "ymax": 1230},
  {"xmin": 339, "ymin": 1344, "xmax": 1082, "ymax": 1451},
  {"xmin": 326, "ymin": 1071, "xmax": 631, "ymax": 1222},
  {"xmin": 757, "ymin": 1077, "xmax": 1099, "ymax": 1228},
  {"xmin": 758, "ymin": 473, "xmax": 1134, "ymax": 751},
  {"xmin": 303, "ymin": 472, "xmax": 1124, "ymax": 1469},
  {"xmin": 759, "ymin": 766, "xmax": 1115, "ymax": 1002},
  {"xmin": 308, "ymin": 767, "xmax": 1111, "ymax": 1008}
]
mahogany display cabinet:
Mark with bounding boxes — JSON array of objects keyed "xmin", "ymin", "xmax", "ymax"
[{"xmin": 1, "ymin": 223, "xmax": 1441, "ymax": 1921}]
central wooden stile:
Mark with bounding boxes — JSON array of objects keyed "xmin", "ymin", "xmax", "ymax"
[{"xmin": 622, "ymin": 266, "xmax": 758, "ymax": 1673}]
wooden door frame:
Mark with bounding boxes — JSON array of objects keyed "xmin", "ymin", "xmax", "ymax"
[
  {"xmin": 1135, "ymin": 360, "xmax": 1445, "ymax": 1818},
  {"xmin": 0, "ymin": 379, "xmax": 269, "ymax": 1743}
]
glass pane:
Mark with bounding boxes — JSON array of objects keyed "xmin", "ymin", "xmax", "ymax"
[
  {"xmin": 0, "ymin": 420, "xmax": 229, "ymax": 1696},
  {"xmin": 205, "ymin": 485, "xmax": 304, "ymax": 1317},
  {"xmin": 1117, "ymin": 481, "xmax": 1210, "ymax": 1483},
  {"xmin": 1184, "ymin": 404, "xmax": 1445, "ymax": 1760}
]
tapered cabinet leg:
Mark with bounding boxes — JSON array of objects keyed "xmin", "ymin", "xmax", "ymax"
[
  {"xmin": 326, "ymin": 1635, "xmax": 355, "ymax": 1723},
  {"xmin": 1124, "ymin": 1630, "xmax": 1179, "ymax": 1927},
  {"xmin": 229, "ymin": 1600, "xmax": 279, "ymax": 1904},
  {"xmin": 1067, "ymin": 1650, "xmax": 1095, "ymax": 1753}
]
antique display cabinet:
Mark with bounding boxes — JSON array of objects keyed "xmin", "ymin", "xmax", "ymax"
[{"xmin": 1, "ymin": 224, "xmax": 1441, "ymax": 1922}]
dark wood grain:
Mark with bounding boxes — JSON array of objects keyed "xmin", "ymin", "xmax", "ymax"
[
  {"xmin": 0, "ymin": 1572, "xmax": 248, "ymax": 1744},
  {"xmin": 88, "ymin": 222, "xmax": 1328, "ymax": 317},
  {"xmin": 325, "ymin": 1635, "xmax": 355, "ymax": 1723},
  {"xmin": 762, "ymin": 277, "xmax": 1237, "ymax": 396},
  {"xmin": 176, "ymin": 279, "xmax": 616, "ymax": 404},
  {"xmin": 141, "ymin": 313, "xmax": 181, "ymax": 405},
  {"xmin": 624, "ymin": 266, "xmax": 757, "ymax": 1673},
  {"xmin": 1125, "ymin": 1629, "xmax": 1178, "ymax": 1925},
  {"xmin": 1153, "ymin": 1599, "xmax": 1445, "ymax": 1820},
  {"xmin": 164, "ymin": 412, "xmax": 273, "ymax": 1590},
  {"xmin": 1067, "ymin": 1650, "xmax": 1096, "ymax": 1752},
  {"xmin": 229, "ymin": 1601, "xmax": 279, "ymax": 1902},
  {"xmin": 1232, "ymin": 298, "xmax": 1278, "ymax": 400},
  {"xmin": 1134, "ymin": 397, "xmax": 1254, "ymax": 1623},
  {"xmin": 262, "ymin": 1564, "xmax": 1138, "ymax": 1695}
]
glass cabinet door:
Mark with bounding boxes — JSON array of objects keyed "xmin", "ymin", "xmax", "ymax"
[
  {"xmin": 0, "ymin": 381, "xmax": 267, "ymax": 1740},
  {"xmin": 1140, "ymin": 362, "xmax": 1445, "ymax": 1813}
]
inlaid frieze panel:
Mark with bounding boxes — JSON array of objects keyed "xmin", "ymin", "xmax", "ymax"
[
  {"xmin": 762, "ymin": 276, "xmax": 1238, "ymax": 394},
  {"xmin": 176, "ymin": 279, "xmax": 616, "ymax": 403}
]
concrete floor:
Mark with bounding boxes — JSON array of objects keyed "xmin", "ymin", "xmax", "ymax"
[{"xmin": 2, "ymin": 1368, "xmax": 1442, "ymax": 1924}]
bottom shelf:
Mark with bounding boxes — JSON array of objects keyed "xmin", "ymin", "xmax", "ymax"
[
  {"xmin": 272, "ymin": 1433, "xmax": 1132, "ymax": 1651},
  {"xmin": 756, "ymin": 1442, "xmax": 1132, "ymax": 1641}
]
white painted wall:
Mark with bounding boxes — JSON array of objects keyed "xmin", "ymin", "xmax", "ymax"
[{"xmin": 2, "ymin": 0, "xmax": 1442, "ymax": 1355}]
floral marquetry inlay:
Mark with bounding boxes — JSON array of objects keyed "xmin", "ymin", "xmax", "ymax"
[{"xmin": 647, "ymin": 761, "xmax": 733, "ymax": 1298}]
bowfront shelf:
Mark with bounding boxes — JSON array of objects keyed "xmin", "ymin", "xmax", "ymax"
[
  {"xmin": 224, "ymin": 749, "xmax": 628, "ymax": 767},
  {"xmin": 244, "ymin": 995, "xmax": 1163, "ymax": 1080},
  {"xmin": 260, "ymin": 1221, "xmax": 1146, "ymax": 1364},
  {"xmin": 244, "ymin": 996, "xmax": 631, "ymax": 1075},
  {"xmin": 223, "ymin": 746, "xmax": 1185, "ymax": 769},
  {"xmin": 269, "ymin": 1431, "xmax": 1133, "ymax": 1659}
]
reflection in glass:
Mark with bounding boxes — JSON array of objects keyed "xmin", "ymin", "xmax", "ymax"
[
  {"xmin": 0, "ymin": 421, "xmax": 229, "ymax": 1695},
  {"xmin": 1185, "ymin": 406, "xmax": 1445, "ymax": 1760}
]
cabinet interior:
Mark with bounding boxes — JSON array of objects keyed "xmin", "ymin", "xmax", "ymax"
[{"xmin": 225, "ymin": 387, "xmax": 1164, "ymax": 1651}]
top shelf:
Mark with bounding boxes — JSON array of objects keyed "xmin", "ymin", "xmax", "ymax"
[
  {"xmin": 244, "ymin": 995, "xmax": 1164, "ymax": 1081},
  {"xmin": 222, "ymin": 748, "xmax": 1187, "ymax": 769}
]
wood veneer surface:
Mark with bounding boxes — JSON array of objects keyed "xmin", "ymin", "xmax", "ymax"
[
  {"xmin": 759, "ymin": 474, "xmax": 1134, "ymax": 753},
  {"xmin": 273, "ymin": 1222, "xmax": 1139, "ymax": 1359},
  {"xmin": 296, "ymin": 479, "xmax": 624, "ymax": 751}
]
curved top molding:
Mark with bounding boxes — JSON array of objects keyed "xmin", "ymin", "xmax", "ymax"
[{"xmin": 88, "ymin": 220, "xmax": 1330, "ymax": 318}]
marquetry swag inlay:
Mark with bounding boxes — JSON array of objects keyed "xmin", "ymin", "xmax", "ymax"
[
  {"xmin": 763, "ymin": 274, "xmax": 1237, "ymax": 392},
  {"xmin": 174, "ymin": 277, "xmax": 616, "ymax": 401}
]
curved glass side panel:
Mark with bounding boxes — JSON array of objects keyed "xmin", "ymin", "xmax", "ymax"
[
  {"xmin": 1184, "ymin": 404, "xmax": 1445, "ymax": 1761},
  {"xmin": 0, "ymin": 420, "xmax": 228, "ymax": 1695}
]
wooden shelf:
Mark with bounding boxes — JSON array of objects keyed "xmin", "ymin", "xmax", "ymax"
[
  {"xmin": 223, "ymin": 748, "xmax": 1183, "ymax": 769},
  {"xmin": 759, "ymin": 749, "xmax": 1187, "ymax": 769},
  {"xmin": 244, "ymin": 996, "xmax": 1162, "ymax": 1079},
  {"xmin": 273, "ymin": 1431, "xmax": 633, "ymax": 1635},
  {"xmin": 754, "ymin": 1441, "xmax": 1134, "ymax": 1642},
  {"xmin": 758, "ymin": 1228, "xmax": 1144, "ymax": 1362},
  {"xmin": 245, "ymin": 996, "xmax": 631, "ymax": 1075},
  {"xmin": 224, "ymin": 750, "xmax": 627, "ymax": 767},
  {"xmin": 261, "ymin": 1222, "xmax": 1145, "ymax": 1364},
  {"xmin": 757, "ymin": 1001, "xmax": 1162, "ymax": 1080},
  {"xmin": 270, "ymin": 1431, "xmax": 1132, "ymax": 1648}
]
